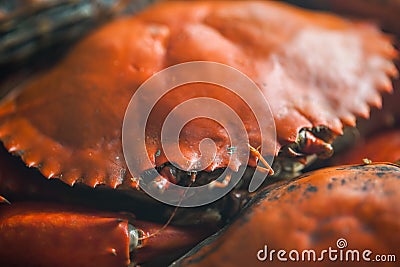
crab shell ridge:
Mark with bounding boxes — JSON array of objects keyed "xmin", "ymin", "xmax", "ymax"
[{"xmin": 0, "ymin": 1, "xmax": 397, "ymax": 189}]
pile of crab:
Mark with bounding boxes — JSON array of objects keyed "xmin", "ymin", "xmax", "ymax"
[{"xmin": 0, "ymin": 1, "xmax": 399, "ymax": 267}]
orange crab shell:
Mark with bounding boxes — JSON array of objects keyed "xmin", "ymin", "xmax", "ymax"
[
  {"xmin": 0, "ymin": 201, "xmax": 216, "ymax": 266},
  {"xmin": 0, "ymin": 1, "xmax": 397, "ymax": 189},
  {"xmin": 357, "ymin": 80, "xmax": 400, "ymax": 136},
  {"xmin": 0, "ymin": 202, "xmax": 132, "ymax": 267},
  {"xmin": 171, "ymin": 163, "xmax": 400, "ymax": 267},
  {"xmin": 335, "ymin": 129, "xmax": 400, "ymax": 165}
]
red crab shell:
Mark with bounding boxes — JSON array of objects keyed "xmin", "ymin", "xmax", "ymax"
[
  {"xmin": 0, "ymin": 201, "xmax": 213, "ymax": 267},
  {"xmin": 0, "ymin": 202, "xmax": 132, "ymax": 267},
  {"xmin": 171, "ymin": 163, "xmax": 400, "ymax": 267},
  {"xmin": 356, "ymin": 80, "xmax": 400, "ymax": 136},
  {"xmin": 332, "ymin": 84, "xmax": 400, "ymax": 164},
  {"xmin": 0, "ymin": 1, "xmax": 397, "ymax": 189},
  {"xmin": 334, "ymin": 128, "xmax": 400, "ymax": 165}
]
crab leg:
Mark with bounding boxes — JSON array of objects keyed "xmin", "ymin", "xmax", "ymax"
[
  {"xmin": 0, "ymin": 202, "xmax": 214, "ymax": 267},
  {"xmin": 133, "ymin": 220, "xmax": 214, "ymax": 265},
  {"xmin": 0, "ymin": 195, "xmax": 10, "ymax": 204},
  {"xmin": 208, "ymin": 171, "xmax": 232, "ymax": 188},
  {"xmin": 248, "ymin": 145, "xmax": 274, "ymax": 175},
  {"xmin": 298, "ymin": 130, "xmax": 334, "ymax": 158},
  {"xmin": 0, "ymin": 202, "xmax": 132, "ymax": 267}
]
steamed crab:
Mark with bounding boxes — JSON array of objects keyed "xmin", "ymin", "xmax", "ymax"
[
  {"xmin": 171, "ymin": 163, "xmax": 400, "ymax": 267},
  {"xmin": 0, "ymin": 1, "xmax": 398, "ymax": 266}
]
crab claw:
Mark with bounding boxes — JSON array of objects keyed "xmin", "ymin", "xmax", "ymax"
[
  {"xmin": 298, "ymin": 129, "xmax": 334, "ymax": 159},
  {"xmin": 0, "ymin": 195, "xmax": 10, "ymax": 204},
  {"xmin": 0, "ymin": 202, "xmax": 132, "ymax": 267},
  {"xmin": 0, "ymin": 202, "xmax": 216, "ymax": 267}
]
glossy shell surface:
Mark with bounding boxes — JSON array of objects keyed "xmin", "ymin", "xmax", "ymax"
[
  {"xmin": 335, "ymin": 129, "xmax": 400, "ymax": 164},
  {"xmin": 172, "ymin": 163, "xmax": 400, "ymax": 267},
  {"xmin": 0, "ymin": 1, "xmax": 396, "ymax": 189},
  {"xmin": 0, "ymin": 202, "xmax": 131, "ymax": 267}
]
